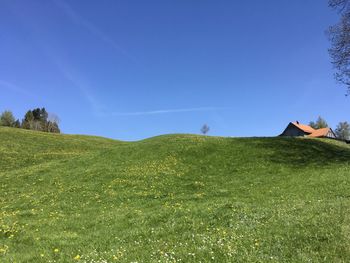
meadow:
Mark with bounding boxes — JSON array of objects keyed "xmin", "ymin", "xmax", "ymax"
[{"xmin": 1, "ymin": 127, "xmax": 350, "ymax": 262}]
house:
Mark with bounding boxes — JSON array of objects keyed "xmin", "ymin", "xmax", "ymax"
[{"xmin": 280, "ymin": 121, "xmax": 337, "ymax": 139}]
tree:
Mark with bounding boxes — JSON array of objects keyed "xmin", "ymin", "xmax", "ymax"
[
  {"xmin": 31, "ymin": 107, "xmax": 48, "ymax": 131},
  {"xmin": 309, "ymin": 116, "xmax": 328, "ymax": 129},
  {"xmin": 47, "ymin": 121, "xmax": 60, "ymax": 133},
  {"xmin": 32, "ymin": 108, "xmax": 48, "ymax": 124},
  {"xmin": 201, "ymin": 124, "xmax": 210, "ymax": 135},
  {"xmin": 21, "ymin": 110, "xmax": 34, "ymax": 129},
  {"xmin": 335, "ymin": 121, "xmax": 350, "ymax": 139},
  {"xmin": 47, "ymin": 113, "xmax": 60, "ymax": 133},
  {"xmin": 13, "ymin": 119, "xmax": 21, "ymax": 128},
  {"xmin": 328, "ymin": 0, "xmax": 350, "ymax": 94},
  {"xmin": 0, "ymin": 110, "xmax": 15, "ymax": 127}
]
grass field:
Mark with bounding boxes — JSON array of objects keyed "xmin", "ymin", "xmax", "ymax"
[{"xmin": 1, "ymin": 127, "xmax": 350, "ymax": 262}]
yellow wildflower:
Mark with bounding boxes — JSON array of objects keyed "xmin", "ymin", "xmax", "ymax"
[{"xmin": 74, "ymin": 254, "xmax": 81, "ymax": 260}]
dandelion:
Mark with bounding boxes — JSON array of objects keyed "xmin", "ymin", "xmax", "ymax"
[
  {"xmin": 0, "ymin": 245, "xmax": 9, "ymax": 254},
  {"xmin": 254, "ymin": 239, "xmax": 259, "ymax": 246},
  {"xmin": 74, "ymin": 254, "xmax": 81, "ymax": 260},
  {"xmin": 54, "ymin": 248, "xmax": 59, "ymax": 253}
]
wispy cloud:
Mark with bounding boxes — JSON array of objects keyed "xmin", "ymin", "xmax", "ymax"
[
  {"xmin": 108, "ymin": 107, "xmax": 231, "ymax": 116},
  {"xmin": 52, "ymin": 0, "xmax": 136, "ymax": 62},
  {"xmin": 6, "ymin": 1, "xmax": 103, "ymax": 115},
  {"xmin": 45, "ymin": 52, "xmax": 104, "ymax": 115},
  {"xmin": 0, "ymin": 80, "xmax": 33, "ymax": 97}
]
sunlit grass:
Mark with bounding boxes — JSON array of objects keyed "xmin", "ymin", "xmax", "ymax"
[{"xmin": 1, "ymin": 127, "xmax": 350, "ymax": 262}]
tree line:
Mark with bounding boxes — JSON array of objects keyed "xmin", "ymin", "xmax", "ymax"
[
  {"xmin": 309, "ymin": 116, "xmax": 350, "ymax": 140},
  {"xmin": 0, "ymin": 108, "xmax": 60, "ymax": 133}
]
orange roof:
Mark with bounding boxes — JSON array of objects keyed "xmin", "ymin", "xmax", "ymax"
[
  {"xmin": 308, "ymin": 128, "xmax": 330, "ymax": 138},
  {"xmin": 292, "ymin": 122, "xmax": 315, "ymax": 134}
]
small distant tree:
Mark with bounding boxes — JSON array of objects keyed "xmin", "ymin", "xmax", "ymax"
[
  {"xmin": 0, "ymin": 110, "xmax": 15, "ymax": 127},
  {"xmin": 31, "ymin": 107, "xmax": 48, "ymax": 131},
  {"xmin": 309, "ymin": 116, "xmax": 328, "ymax": 129},
  {"xmin": 47, "ymin": 113, "xmax": 60, "ymax": 133},
  {"xmin": 335, "ymin": 121, "xmax": 350, "ymax": 140},
  {"xmin": 13, "ymin": 119, "xmax": 21, "ymax": 128},
  {"xmin": 201, "ymin": 124, "xmax": 210, "ymax": 135},
  {"xmin": 21, "ymin": 110, "xmax": 34, "ymax": 129}
]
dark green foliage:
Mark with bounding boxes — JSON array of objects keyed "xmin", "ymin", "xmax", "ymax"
[
  {"xmin": 309, "ymin": 116, "xmax": 328, "ymax": 129},
  {"xmin": 23, "ymin": 108, "xmax": 47, "ymax": 131},
  {"xmin": 1, "ymin": 127, "xmax": 350, "ymax": 262},
  {"xmin": 0, "ymin": 110, "xmax": 16, "ymax": 127},
  {"xmin": 335, "ymin": 121, "xmax": 350, "ymax": 139},
  {"xmin": 21, "ymin": 110, "xmax": 34, "ymax": 129},
  {"xmin": 32, "ymin": 107, "xmax": 48, "ymax": 124},
  {"xmin": 21, "ymin": 108, "xmax": 60, "ymax": 133}
]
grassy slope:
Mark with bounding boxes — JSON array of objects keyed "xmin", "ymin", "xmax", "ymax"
[{"xmin": 1, "ymin": 127, "xmax": 350, "ymax": 262}]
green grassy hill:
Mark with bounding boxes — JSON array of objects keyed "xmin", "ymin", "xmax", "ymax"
[{"xmin": 1, "ymin": 127, "xmax": 350, "ymax": 262}]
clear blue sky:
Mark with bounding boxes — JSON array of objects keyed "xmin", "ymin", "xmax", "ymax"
[{"xmin": 1, "ymin": 0, "xmax": 349, "ymax": 140}]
